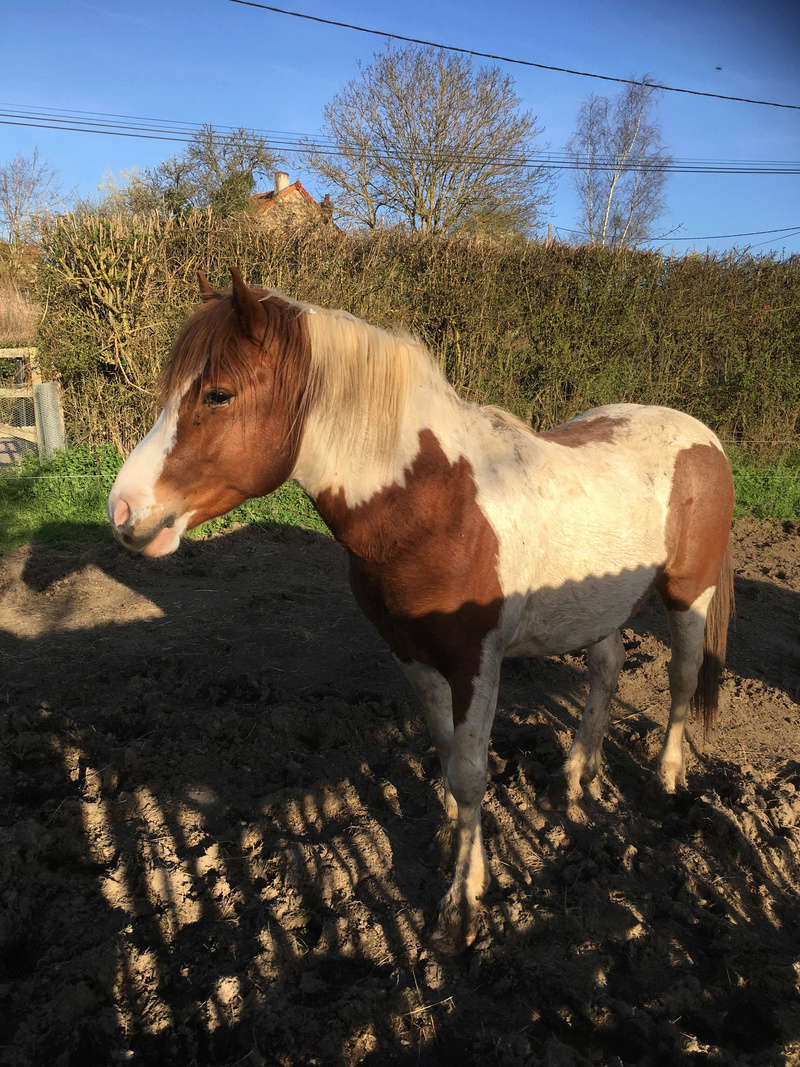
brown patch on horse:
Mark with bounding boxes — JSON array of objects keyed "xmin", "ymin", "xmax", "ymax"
[
  {"xmin": 539, "ymin": 415, "xmax": 625, "ymax": 448},
  {"xmin": 317, "ymin": 429, "xmax": 503, "ymax": 725},
  {"xmin": 156, "ymin": 291, "xmax": 313, "ymax": 525},
  {"xmin": 656, "ymin": 443, "xmax": 734, "ymax": 612},
  {"xmin": 656, "ymin": 442, "xmax": 735, "ymax": 732}
]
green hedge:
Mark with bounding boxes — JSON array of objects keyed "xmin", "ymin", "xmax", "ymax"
[{"xmin": 36, "ymin": 213, "xmax": 799, "ymax": 460}]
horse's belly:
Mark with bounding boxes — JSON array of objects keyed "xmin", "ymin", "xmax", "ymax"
[{"xmin": 502, "ymin": 562, "xmax": 658, "ymax": 657}]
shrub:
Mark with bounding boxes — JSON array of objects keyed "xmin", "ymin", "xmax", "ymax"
[{"xmin": 36, "ymin": 214, "xmax": 799, "ymax": 461}]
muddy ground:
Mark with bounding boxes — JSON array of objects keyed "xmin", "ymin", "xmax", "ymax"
[{"xmin": 0, "ymin": 516, "xmax": 798, "ymax": 1066}]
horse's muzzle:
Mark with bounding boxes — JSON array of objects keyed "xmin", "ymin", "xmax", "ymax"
[{"xmin": 108, "ymin": 493, "xmax": 180, "ymax": 557}]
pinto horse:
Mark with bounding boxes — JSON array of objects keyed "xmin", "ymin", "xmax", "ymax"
[{"xmin": 108, "ymin": 268, "xmax": 734, "ymax": 950}]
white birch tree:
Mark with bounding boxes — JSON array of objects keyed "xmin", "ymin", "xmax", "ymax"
[{"xmin": 567, "ymin": 78, "xmax": 672, "ymax": 250}]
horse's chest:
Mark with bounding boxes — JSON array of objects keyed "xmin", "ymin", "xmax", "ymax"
[{"xmin": 346, "ymin": 549, "xmax": 503, "ymax": 722}]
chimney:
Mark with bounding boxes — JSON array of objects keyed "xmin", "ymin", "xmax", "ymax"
[{"xmin": 274, "ymin": 171, "xmax": 290, "ymax": 195}]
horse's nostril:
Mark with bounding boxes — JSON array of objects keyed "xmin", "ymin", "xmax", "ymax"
[{"xmin": 113, "ymin": 498, "xmax": 131, "ymax": 528}]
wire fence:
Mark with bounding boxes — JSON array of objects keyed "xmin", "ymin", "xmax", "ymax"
[{"xmin": 1, "ymin": 441, "xmax": 797, "ymax": 482}]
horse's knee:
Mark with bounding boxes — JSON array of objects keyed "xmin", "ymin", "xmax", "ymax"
[
  {"xmin": 445, "ymin": 741, "xmax": 489, "ymax": 814},
  {"xmin": 589, "ymin": 629, "xmax": 625, "ymax": 686}
]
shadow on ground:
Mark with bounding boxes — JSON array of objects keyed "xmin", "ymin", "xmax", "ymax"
[{"xmin": 1, "ymin": 522, "xmax": 798, "ymax": 1065}]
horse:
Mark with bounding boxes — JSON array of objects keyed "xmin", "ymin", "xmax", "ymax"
[{"xmin": 108, "ymin": 268, "xmax": 735, "ymax": 951}]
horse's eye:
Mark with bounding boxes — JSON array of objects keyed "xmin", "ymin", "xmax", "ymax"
[{"xmin": 202, "ymin": 389, "xmax": 234, "ymax": 407}]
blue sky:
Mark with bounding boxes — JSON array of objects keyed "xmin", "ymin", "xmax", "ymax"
[{"xmin": 2, "ymin": 0, "xmax": 799, "ymax": 255}]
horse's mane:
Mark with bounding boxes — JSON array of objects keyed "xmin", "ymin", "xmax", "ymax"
[
  {"xmin": 301, "ymin": 298, "xmax": 453, "ymax": 456},
  {"xmin": 162, "ymin": 289, "xmax": 307, "ymax": 404},
  {"xmin": 163, "ymin": 288, "xmax": 456, "ymax": 458}
]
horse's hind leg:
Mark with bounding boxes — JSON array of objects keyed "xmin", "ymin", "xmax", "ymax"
[
  {"xmin": 563, "ymin": 629, "xmax": 625, "ymax": 802},
  {"xmin": 657, "ymin": 588, "xmax": 715, "ymax": 793}
]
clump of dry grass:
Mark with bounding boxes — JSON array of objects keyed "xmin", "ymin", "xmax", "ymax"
[{"xmin": 0, "ymin": 284, "xmax": 39, "ymax": 346}]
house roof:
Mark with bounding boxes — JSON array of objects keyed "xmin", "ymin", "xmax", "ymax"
[{"xmin": 250, "ymin": 180, "xmax": 320, "ymax": 215}]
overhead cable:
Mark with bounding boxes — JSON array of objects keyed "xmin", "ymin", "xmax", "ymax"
[
  {"xmin": 2, "ymin": 109, "xmax": 799, "ymax": 175},
  {"xmin": 229, "ymin": 0, "xmax": 800, "ymax": 110}
]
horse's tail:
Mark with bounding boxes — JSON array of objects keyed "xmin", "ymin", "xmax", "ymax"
[{"xmin": 692, "ymin": 543, "xmax": 735, "ymax": 735}]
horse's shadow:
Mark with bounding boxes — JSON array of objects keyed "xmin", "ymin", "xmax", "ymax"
[
  {"xmin": 13, "ymin": 518, "xmax": 800, "ymax": 701},
  {"xmin": 2, "ymin": 523, "xmax": 799, "ymax": 1064}
]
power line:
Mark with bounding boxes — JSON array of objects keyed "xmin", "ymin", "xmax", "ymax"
[
  {"xmin": 3, "ymin": 108, "xmax": 800, "ymax": 175},
  {"xmin": 556, "ymin": 223, "xmax": 800, "ymax": 243},
  {"xmin": 7, "ymin": 102, "xmax": 800, "ymax": 169},
  {"xmin": 0, "ymin": 118, "xmax": 193, "ymax": 145},
  {"xmin": 748, "ymin": 227, "xmax": 800, "ymax": 250},
  {"xmin": 658, "ymin": 225, "xmax": 800, "ymax": 241},
  {"xmin": 229, "ymin": 0, "xmax": 800, "ymax": 111}
]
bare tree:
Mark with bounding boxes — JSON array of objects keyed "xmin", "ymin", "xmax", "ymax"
[
  {"xmin": 176, "ymin": 124, "xmax": 279, "ymax": 215},
  {"xmin": 75, "ymin": 168, "xmax": 166, "ymax": 216},
  {"xmin": 305, "ymin": 46, "xmax": 551, "ymax": 236},
  {"xmin": 0, "ymin": 149, "xmax": 62, "ymax": 244},
  {"xmin": 81, "ymin": 127, "xmax": 279, "ymax": 218},
  {"xmin": 566, "ymin": 78, "xmax": 672, "ymax": 250}
]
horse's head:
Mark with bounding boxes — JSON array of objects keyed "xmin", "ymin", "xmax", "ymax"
[{"xmin": 108, "ymin": 268, "xmax": 311, "ymax": 557}]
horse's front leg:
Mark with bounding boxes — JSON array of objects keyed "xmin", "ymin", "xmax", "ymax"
[
  {"xmin": 401, "ymin": 652, "xmax": 501, "ymax": 952},
  {"xmin": 435, "ymin": 651, "xmax": 502, "ymax": 953},
  {"xmin": 400, "ymin": 661, "xmax": 458, "ymax": 829}
]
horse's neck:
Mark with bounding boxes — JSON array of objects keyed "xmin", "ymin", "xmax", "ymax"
[{"xmin": 292, "ymin": 372, "xmax": 467, "ymax": 548}]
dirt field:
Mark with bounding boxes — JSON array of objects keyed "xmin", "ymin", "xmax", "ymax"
[{"xmin": 1, "ymin": 516, "xmax": 798, "ymax": 1066}]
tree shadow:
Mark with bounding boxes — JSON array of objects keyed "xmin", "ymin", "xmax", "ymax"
[{"xmin": 1, "ymin": 524, "xmax": 798, "ymax": 1064}]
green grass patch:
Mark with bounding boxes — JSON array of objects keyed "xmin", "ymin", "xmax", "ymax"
[
  {"xmin": 186, "ymin": 482, "xmax": 329, "ymax": 540},
  {"xmin": 0, "ymin": 443, "xmax": 121, "ymax": 548},
  {"xmin": 732, "ymin": 461, "xmax": 800, "ymax": 520},
  {"xmin": 0, "ymin": 444, "xmax": 797, "ymax": 551},
  {"xmin": 0, "ymin": 444, "xmax": 328, "ymax": 551}
]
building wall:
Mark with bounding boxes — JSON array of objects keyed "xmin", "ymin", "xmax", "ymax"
[{"xmin": 255, "ymin": 189, "xmax": 322, "ymax": 230}]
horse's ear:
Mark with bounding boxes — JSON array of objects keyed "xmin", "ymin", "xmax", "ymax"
[
  {"xmin": 197, "ymin": 270, "xmax": 219, "ymax": 302},
  {"xmin": 230, "ymin": 265, "xmax": 266, "ymax": 341}
]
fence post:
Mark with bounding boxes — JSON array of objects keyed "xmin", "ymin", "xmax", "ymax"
[{"xmin": 33, "ymin": 381, "xmax": 66, "ymax": 458}]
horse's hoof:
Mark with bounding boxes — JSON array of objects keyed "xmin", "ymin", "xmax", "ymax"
[
  {"xmin": 430, "ymin": 898, "xmax": 481, "ymax": 955},
  {"xmin": 654, "ymin": 760, "xmax": 687, "ymax": 796},
  {"xmin": 565, "ymin": 799, "xmax": 589, "ymax": 825}
]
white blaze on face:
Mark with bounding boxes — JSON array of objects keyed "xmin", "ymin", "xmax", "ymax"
[{"xmin": 107, "ymin": 403, "xmax": 194, "ymax": 557}]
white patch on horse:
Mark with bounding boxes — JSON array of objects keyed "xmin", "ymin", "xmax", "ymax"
[
  {"xmin": 108, "ymin": 381, "xmax": 194, "ymax": 550},
  {"xmin": 467, "ymin": 404, "xmax": 727, "ymax": 657},
  {"xmin": 108, "ymin": 407, "xmax": 178, "ymax": 526}
]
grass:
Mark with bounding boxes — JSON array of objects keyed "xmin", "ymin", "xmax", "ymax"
[
  {"xmin": 0, "ymin": 284, "xmax": 39, "ymax": 347},
  {"xmin": 0, "ymin": 444, "xmax": 796, "ymax": 552},
  {"xmin": 0, "ymin": 444, "xmax": 328, "ymax": 551},
  {"xmin": 731, "ymin": 460, "xmax": 800, "ymax": 521}
]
